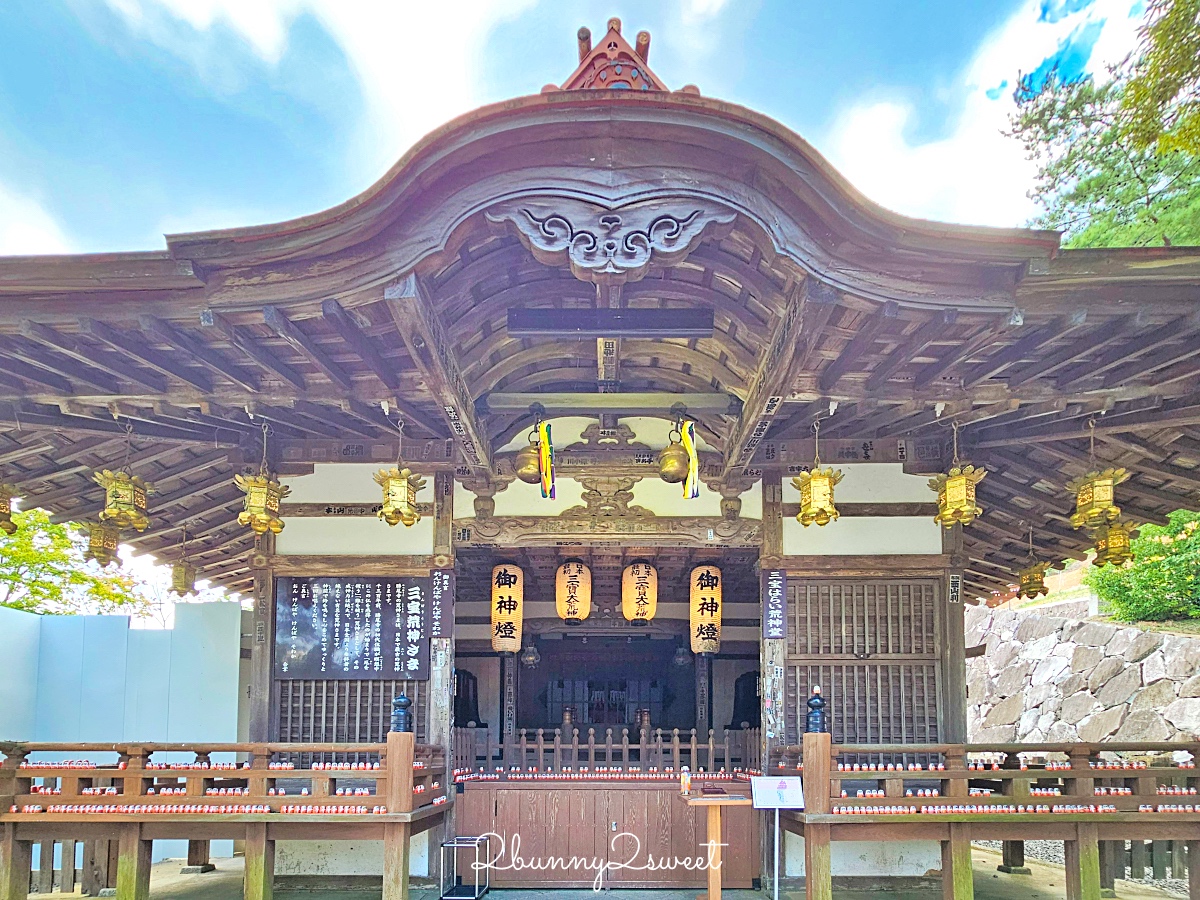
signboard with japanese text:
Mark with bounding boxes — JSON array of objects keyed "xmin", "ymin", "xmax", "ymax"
[
  {"xmin": 762, "ymin": 570, "xmax": 787, "ymax": 640},
  {"xmin": 429, "ymin": 569, "xmax": 454, "ymax": 639},
  {"xmin": 274, "ymin": 576, "xmax": 430, "ymax": 680}
]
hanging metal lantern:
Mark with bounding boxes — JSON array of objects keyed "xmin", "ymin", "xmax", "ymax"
[
  {"xmin": 1093, "ymin": 520, "xmax": 1135, "ymax": 568},
  {"xmin": 1066, "ymin": 468, "xmax": 1128, "ymax": 530},
  {"xmin": 793, "ymin": 419, "xmax": 843, "ymax": 527},
  {"xmin": 374, "ymin": 467, "xmax": 426, "ymax": 527},
  {"xmin": 0, "ymin": 483, "xmax": 17, "ymax": 535},
  {"xmin": 621, "ymin": 562, "xmax": 658, "ymax": 626},
  {"xmin": 689, "ymin": 564, "xmax": 722, "ymax": 656},
  {"xmin": 235, "ymin": 423, "xmax": 290, "ymax": 535},
  {"xmin": 929, "ymin": 422, "xmax": 986, "ymax": 528},
  {"xmin": 555, "ymin": 560, "xmax": 592, "ymax": 625},
  {"xmin": 519, "ymin": 641, "xmax": 541, "ymax": 670},
  {"xmin": 672, "ymin": 646, "xmax": 691, "ymax": 667},
  {"xmin": 171, "ymin": 559, "xmax": 198, "ymax": 595},
  {"xmin": 93, "ymin": 470, "xmax": 152, "ymax": 532},
  {"xmin": 1017, "ymin": 561, "xmax": 1051, "ymax": 599},
  {"xmin": 514, "ymin": 436, "xmax": 541, "ymax": 485},
  {"xmin": 491, "ymin": 562, "xmax": 523, "ymax": 655},
  {"xmin": 82, "ymin": 520, "xmax": 121, "ymax": 567}
]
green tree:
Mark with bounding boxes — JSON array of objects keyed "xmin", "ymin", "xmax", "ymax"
[
  {"xmin": 0, "ymin": 508, "xmax": 145, "ymax": 615},
  {"xmin": 1086, "ymin": 510, "xmax": 1200, "ymax": 621},
  {"xmin": 1124, "ymin": 0, "xmax": 1200, "ymax": 155},
  {"xmin": 1009, "ymin": 0, "xmax": 1200, "ymax": 247}
]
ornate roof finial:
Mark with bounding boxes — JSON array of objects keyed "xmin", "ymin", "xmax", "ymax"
[{"xmin": 552, "ymin": 18, "xmax": 668, "ymax": 93}]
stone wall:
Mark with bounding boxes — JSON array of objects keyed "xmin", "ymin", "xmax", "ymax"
[{"xmin": 966, "ymin": 605, "xmax": 1200, "ymax": 743}]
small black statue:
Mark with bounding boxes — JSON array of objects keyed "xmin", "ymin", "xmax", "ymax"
[
  {"xmin": 391, "ymin": 693, "xmax": 413, "ymax": 733},
  {"xmin": 805, "ymin": 685, "xmax": 828, "ymax": 734}
]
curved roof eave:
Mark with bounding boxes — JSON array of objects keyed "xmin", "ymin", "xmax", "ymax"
[{"xmin": 162, "ymin": 89, "xmax": 1064, "ymax": 269}]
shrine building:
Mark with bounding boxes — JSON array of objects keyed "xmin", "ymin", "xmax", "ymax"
[{"xmin": 2, "ymin": 18, "xmax": 1199, "ymax": 900}]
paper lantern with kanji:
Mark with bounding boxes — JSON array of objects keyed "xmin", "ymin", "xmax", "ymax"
[
  {"xmin": 491, "ymin": 563, "xmax": 524, "ymax": 654},
  {"xmin": 555, "ymin": 560, "xmax": 592, "ymax": 625},
  {"xmin": 621, "ymin": 562, "xmax": 657, "ymax": 626},
  {"xmin": 690, "ymin": 564, "xmax": 722, "ymax": 655}
]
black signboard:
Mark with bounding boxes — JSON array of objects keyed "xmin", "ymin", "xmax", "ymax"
[
  {"xmin": 275, "ymin": 576, "xmax": 430, "ymax": 680},
  {"xmin": 429, "ymin": 569, "xmax": 454, "ymax": 639},
  {"xmin": 762, "ymin": 569, "xmax": 787, "ymax": 640}
]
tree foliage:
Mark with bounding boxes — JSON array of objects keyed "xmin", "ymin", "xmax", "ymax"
[
  {"xmin": 0, "ymin": 508, "xmax": 145, "ymax": 615},
  {"xmin": 1086, "ymin": 510, "xmax": 1200, "ymax": 621},
  {"xmin": 1009, "ymin": 0, "xmax": 1200, "ymax": 247}
]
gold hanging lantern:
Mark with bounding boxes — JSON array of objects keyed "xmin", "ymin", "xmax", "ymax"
[
  {"xmin": 235, "ymin": 423, "xmax": 290, "ymax": 535},
  {"xmin": 491, "ymin": 563, "xmax": 524, "ymax": 655},
  {"xmin": 1092, "ymin": 520, "xmax": 1135, "ymax": 568},
  {"xmin": 555, "ymin": 560, "xmax": 592, "ymax": 625},
  {"xmin": 793, "ymin": 419, "xmax": 843, "ymax": 527},
  {"xmin": 0, "ymin": 483, "xmax": 17, "ymax": 535},
  {"xmin": 514, "ymin": 431, "xmax": 541, "ymax": 485},
  {"xmin": 659, "ymin": 421, "xmax": 690, "ymax": 484},
  {"xmin": 689, "ymin": 564, "xmax": 722, "ymax": 656},
  {"xmin": 1016, "ymin": 525, "xmax": 1050, "ymax": 599},
  {"xmin": 929, "ymin": 421, "xmax": 986, "ymax": 528},
  {"xmin": 93, "ymin": 470, "xmax": 152, "ymax": 532},
  {"xmin": 82, "ymin": 520, "xmax": 121, "ymax": 567},
  {"xmin": 1067, "ymin": 420, "xmax": 1128, "ymax": 530},
  {"xmin": 171, "ymin": 559, "xmax": 198, "ymax": 595},
  {"xmin": 622, "ymin": 562, "xmax": 658, "ymax": 626},
  {"xmin": 375, "ymin": 417, "xmax": 426, "ymax": 527}
]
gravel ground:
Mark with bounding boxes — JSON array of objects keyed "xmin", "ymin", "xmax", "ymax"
[{"xmin": 975, "ymin": 840, "xmax": 1189, "ymax": 898}]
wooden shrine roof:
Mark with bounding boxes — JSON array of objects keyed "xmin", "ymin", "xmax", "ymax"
[{"xmin": 0, "ymin": 29, "xmax": 1198, "ymax": 599}]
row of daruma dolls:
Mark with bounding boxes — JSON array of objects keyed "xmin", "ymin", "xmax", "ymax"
[{"xmin": 490, "ymin": 561, "xmax": 723, "ymax": 656}]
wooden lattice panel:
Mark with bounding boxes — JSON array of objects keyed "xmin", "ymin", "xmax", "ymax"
[{"xmin": 275, "ymin": 679, "xmax": 427, "ymax": 746}]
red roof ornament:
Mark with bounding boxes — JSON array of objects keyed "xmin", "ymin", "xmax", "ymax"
[{"xmin": 552, "ymin": 18, "xmax": 669, "ymax": 93}]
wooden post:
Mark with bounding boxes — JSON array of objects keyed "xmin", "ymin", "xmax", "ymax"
[
  {"xmin": 385, "ymin": 731, "xmax": 416, "ymax": 814},
  {"xmin": 36, "ymin": 842, "xmax": 53, "ymax": 895},
  {"xmin": 801, "ymin": 731, "xmax": 831, "ymax": 900},
  {"xmin": 1, "ymin": 823, "xmax": 32, "ymax": 900},
  {"xmin": 243, "ymin": 824, "xmax": 274, "ymax": 900},
  {"xmin": 942, "ymin": 823, "xmax": 973, "ymax": 900},
  {"xmin": 248, "ymin": 533, "xmax": 277, "ymax": 742},
  {"xmin": 61, "ymin": 840, "xmax": 76, "ymax": 895},
  {"xmin": 1098, "ymin": 841, "xmax": 1117, "ymax": 898},
  {"xmin": 1153, "ymin": 841, "xmax": 1168, "ymax": 881},
  {"xmin": 705, "ymin": 804, "xmax": 723, "ymax": 899},
  {"xmin": 999, "ymin": 752, "xmax": 1030, "ymax": 874},
  {"xmin": 1066, "ymin": 823, "xmax": 1102, "ymax": 900},
  {"xmin": 696, "ymin": 655, "xmax": 712, "ymax": 735},
  {"xmin": 1186, "ymin": 840, "xmax": 1198, "ymax": 900},
  {"xmin": 1131, "ymin": 840, "xmax": 1148, "ymax": 879},
  {"xmin": 184, "ymin": 840, "xmax": 214, "ymax": 874},
  {"xmin": 382, "ymin": 823, "xmax": 412, "ymax": 900},
  {"xmin": 940, "ymin": 529, "xmax": 968, "ymax": 742},
  {"xmin": 114, "ymin": 824, "xmax": 151, "ymax": 900}
]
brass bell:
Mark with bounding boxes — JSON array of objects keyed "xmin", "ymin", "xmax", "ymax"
[
  {"xmin": 658, "ymin": 440, "xmax": 690, "ymax": 484},
  {"xmin": 514, "ymin": 441, "xmax": 541, "ymax": 484}
]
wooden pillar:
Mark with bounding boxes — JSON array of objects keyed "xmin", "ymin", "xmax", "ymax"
[
  {"xmin": 1186, "ymin": 840, "xmax": 1198, "ymax": 900},
  {"xmin": 801, "ymin": 730, "xmax": 831, "ymax": 900},
  {"xmin": 114, "ymin": 824, "xmax": 151, "ymax": 900},
  {"xmin": 184, "ymin": 840, "xmax": 214, "ymax": 874},
  {"xmin": 243, "ymin": 824, "xmax": 274, "ymax": 900},
  {"xmin": 1152, "ymin": 840, "xmax": 1168, "ymax": 881},
  {"xmin": 696, "ymin": 655, "xmax": 712, "ymax": 735},
  {"xmin": 36, "ymin": 842, "xmax": 53, "ymax": 895},
  {"xmin": 500, "ymin": 654, "xmax": 517, "ymax": 761},
  {"xmin": 428, "ymin": 473, "xmax": 455, "ymax": 886},
  {"xmin": 383, "ymin": 823, "xmax": 412, "ymax": 900},
  {"xmin": 1, "ymin": 823, "xmax": 32, "ymax": 900},
  {"xmin": 61, "ymin": 840, "xmax": 77, "ymax": 894},
  {"xmin": 940, "ymin": 527, "xmax": 968, "ymax": 743},
  {"xmin": 1098, "ymin": 841, "xmax": 1117, "ymax": 897},
  {"xmin": 248, "ymin": 532, "xmax": 277, "ymax": 742},
  {"xmin": 1066, "ymin": 823, "xmax": 1102, "ymax": 900},
  {"xmin": 1131, "ymin": 839, "xmax": 1148, "ymax": 879},
  {"xmin": 942, "ymin": 823, "xmax": 973, "ymax": 900}
]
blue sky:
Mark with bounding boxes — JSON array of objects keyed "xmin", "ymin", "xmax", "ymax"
[{"xmin": 0, "ymin": 0, "xmax": 1145, "ymax": 255}]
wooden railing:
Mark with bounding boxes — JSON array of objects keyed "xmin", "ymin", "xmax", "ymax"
[
  {"xmin": 0, "ymin": 735, "xmax": 448, "ymax": 900},
  {"xmin": 453, "ymin": 726, "xmax": 761, "ymax": 774},
  {"xmin": 786, "ymin": 732, "xmax": 1200, "ymax": 900}
]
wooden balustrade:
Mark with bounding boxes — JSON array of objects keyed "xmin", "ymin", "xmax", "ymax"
[
  {"xmin": 452, "ymin": 725, "xmax": 760, "ymax": 773},
  {"xmin": 0, "ymin": 735, "xmax": 449, "ymax": 900},
  {"xmin": 784, "ymin": 733, "xmax": 1200, "ymax": 900}
]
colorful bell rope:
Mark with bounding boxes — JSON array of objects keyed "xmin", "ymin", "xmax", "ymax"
[
  {"xmin": 680, "ymin": 420, "xmax": 700, "ymax": 499},
  {"xmin": 537, "ymin": 421, "xmax": 555, "ymax": 499}
]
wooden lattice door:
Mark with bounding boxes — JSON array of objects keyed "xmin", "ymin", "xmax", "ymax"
[{"xmin": 784, "ymin": 578, "xmax": 943, "ymax": 744}]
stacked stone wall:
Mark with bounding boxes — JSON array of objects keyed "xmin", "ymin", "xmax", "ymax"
[{"xmin": 966, "ymin": 605, "xmax": 1200, "ymax": 743}]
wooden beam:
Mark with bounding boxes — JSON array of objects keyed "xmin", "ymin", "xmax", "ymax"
[
  {"xmin": 0, "ymin": 403, "xmax": 230, "ymax": 446},
  {"xmin": 140, "ymin": 315, "xmax": 261, "ymax": 393},
  {"xmin": 1055, "ymin": 313, "xmax": 1200, "ymax": 391},
  {"xmin": 1101, "ymin": 335, "xmax": 1200, "ymax": 388},
  {"xmin": 262, "ymin": 305, "xmax": 354, "ymax": 391},
  {"xmin": 202, "ymin": 309, "xmax": 306, "ymax": 390},
  {"xmin": 0, "ymin": 341, "xmax": 74, "ymax": 393},
  {"xmin": 481, "ymin": 391, "xmax": 736, "ymax": 415},
  {"xmin": 384, "ymin": 274, "xmax": 492, "ymax": 477},
  {"xmin": 1, "ymin": 334, "xmax": 120, "ymax": 394},
  {"xmin": 21, "ymin": 320, "xmax": 168, "ymax": 393},
  {"xmin": 819, "ymin": 301, "xmax": 899, "ymax": 392},
  {"xmin": 79, "ymin": 318, "xmax": 214, "ymax": 393},
  {"xmin": 963, "ymin": 312, "xmax": 1088, "ymax": 389},
  {"xmin": 1005, "ymin": 315, "xmax": 1136, "ymax": 388},
  {"xmin": 865, "ymin": 309, "xmax": 957, "ymax": 391},
  {"xmin": 724, "ymin": 278, "xmax": 840, "ymax": 476},
  {"xmin": 973, "ymin": 399, "xmax": 1200, "ymax": 446}
]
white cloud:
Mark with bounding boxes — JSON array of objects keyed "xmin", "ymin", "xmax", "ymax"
[
  {"xmin": 103, "ymin": 0, "xmax": 539, "ymax": 180},
  {"xmin": 0, "ymin": 182, "xmax": 73, "ymax": 254},
  {"xmin": 821, "ymin": 0, "xmax": 1143, "ymax": 228}
]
